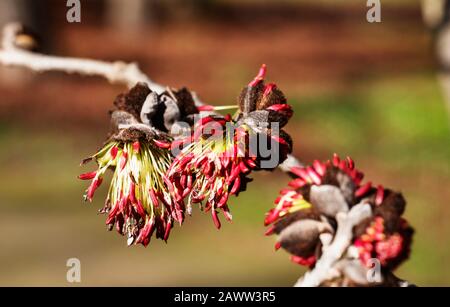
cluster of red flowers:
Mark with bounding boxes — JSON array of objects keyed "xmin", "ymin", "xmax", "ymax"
[
  {"xmin": 165, "ymin": 116, "xmax": 257, "ymax": 228},
  {"xmin": 264, "ymin": 154, "xmax": 414, "ymax": 270},
  {"xmin": 163, "ymin": 65, "xmax": 293, "ymax": 228},
  {"xmin": 353, "ymin": 216, "xmax": 404, "ymax": 267},
  {"xmin": 79, "ymin": 65, "xmax": 293, "ymax": 245},
  {"xmin": 78, "ymin": 81, "xmax": 198, "ymax": 246},
  {"xmin": 264, "ymin": 154, "xmax": 361, "ymax": 227},
  {"xmin": 79, "ymin": 137, "xmax": 175, "ymax": 246}
]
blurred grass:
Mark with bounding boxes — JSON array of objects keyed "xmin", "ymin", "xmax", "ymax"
[{"xmin": 0, "ymin": 71, "xmax": 449, "ymax": 285}]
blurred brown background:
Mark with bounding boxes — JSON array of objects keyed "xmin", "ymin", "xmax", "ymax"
[{"xmin": 0, "ymin": 0, "xmax": 449, "ymax": 286}]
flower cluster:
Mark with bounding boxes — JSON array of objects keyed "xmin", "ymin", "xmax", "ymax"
[
  {"xmin": 165, "ymin": 65, "xmax": 293, "ymax": 228},
  {"xmin": 353, "ymin": 216, "xmax": 408, "ymax": 268},
  {"xmin": 166, "ymin": 115, "xmax": 259, "ymax": 228},
  {"xmin": 264, "ymin": 154, "xmax": 414, "ymax": 272},
  {"xmin": 79, "ymin": 82, "xmax": 198, "ymax": 246},
  {"xmin": 80, "ymin": 135, "xmax": 174, "ymax": 246},
  {"xmin": 80, "ymin": 66, "xmax": 294, "ymax": 244}
]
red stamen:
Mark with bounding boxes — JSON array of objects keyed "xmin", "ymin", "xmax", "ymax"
[
  {"xmin": 217, "ymin": 193, "xmax": 229, "ymax": 208},
  {"xmin": 264, "ymin": 209, "xmax": 280, "ymax": 226},
  {"xmin": 119, "ymin": 152, "xmax": 128, "ymax": 171},
  {"xmin": 354, "ymin": 171, "xmax": 364, "ymax": 185},
  {"xmin": 174, "ymin": 209, "xmax": 184, "ymax": 224},
  {"xmin": 332, "ymin": 153, "xmax": 340, "ymax": 166},
  {"xmin": 375, "ymin": 185, "xmax": 384, "ymax": 206},
  {"xmin": 306, "ymin": 166, "xmax": 322, "ymax": 185},
  {"xmin": 221, "ymin": 156, "xmax": 230, "ymax": 169},
  {"xmin": 267, "ymin": 103, "xmax": 290, "ymax": 113},
  {"xmin": 182, "ymin": 188, "xmax": 191, "ymax": 198},
  {"xmin": 132, "ymin": 141, "xmax": 140, "ymax": 153},
  {"xmin": 265, "ymin": 226, "xmax": 275, "ymax": 236},
  {"xmin": 197, "ymin": 105, "xmax": 215, "ymax": 112},
  {"xmin": 105, "ymin": 204, "xmax": 119, "ymax": 225},
  {"xmin": 230, "ymin": 176, "xmax": 241, "ymax": 195},
  {"xmin": 279, "ymin": 188, "xmax": 292, "ymax": 196},
  {"xmin": 118, "ymin": 194, "xmax": 128, "ymax": 213},
  {"xmin": 222, "ymin": 207, "xmax": 233, "ymax": 222},
  {"xmin": 346, "ymin": 156, "xmax": 355, "ymax": 170},
  {"xmin": 137, "ymin": 219, "xmax": 155, "ymax": 245},
  {"xmin": 288, "ymin": 178, "xmax": 306, "ymax": 188},
  {"xmin": 263, "ymin": 83, "xmax": 277, "ymax": 96},
  {"xmin": 227, "ymin": 165, "xmax": 241, "ymax": 185},
  {"xmin": 245, "ymin": 158, "xmax": 257, "ymax": 169},
  {"xmin": 291, "ymin": 167, "xmax": 310, "ymax": 182},
  {"xmin": 78, "ymin": 171, "xmax": 97, "ymax": 180},
  {"xmin": 186, "ymin": 175, "xmax": 193, "ymax": 190},
  {"xmin": 313, "ymin": 160, "xmax": 326, "ymax": 176},
  {"xmin": 87, "ymin": 177, "xmax": 103, "ymax": 201},
  {"xmin": 291, "ymin": 255, "xmax": 316, "ymax": 266},
  {"xmin": 163, "ymin": 220, "xmax": 172, "ymax": 242},
  {"xmin": 163, "ymin": 176, "xmax": 175, "ymax": 191},
  {"xmin": 248, "ymin": 64, "xmax": 267, "ymax": 87},
  {"xmin": 135, "ymin": 200, "xmax": 146, "ymax": 218},
  {"xmin": 110, "ymin": 146, "xmax": 118, "ymax": 159},
  {"xmin": 204, "ymin": 162, "xmax": 212, "ymax": 177},
  {"xmin": 355, "ymin": 181, "xmax": 372, "ymax": 198},
  {"xmin": 129, "ymin": 182, "xmax": 137, "ymax": 204},
  {"xmin": 192, "ymin": 194, "xmax": 206, "ymax": 203},
  {"xmin": 275, "ymin": 241, "xmax": 282, "ymax": 251},
  {"xmin": 199, "ymin": 116, "xmax": 216, "ymax": 127},
  {"xmin": 149, "ymin": 189, "xmax": 159, "ymax": 207},
  {"xmin": 180, "ymin": 174, "xmax": 187, "ymax": 187},
  {"xmin": 339, "ymin": 160, "xmax": 347, "ymax": 171},
  {"xmin": 271, "ymin": 135, "xmax": 287, "ymax": 145},
  {"xmin": 239, "ymin": 161, "xmax": 250, "ymax": 173},
  {"xmin": 212, "ymin": 210, "xmax": 221, "ymax": 229},
  {"xmin": 153, "ymin": 139, "xmax": 171, "ymax": 149}
]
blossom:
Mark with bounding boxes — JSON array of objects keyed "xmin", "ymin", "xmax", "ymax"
[
  {"xmin": 79, "ymin": 82, "xmax": 199, "ymax": 246},
  {"xmin": 166, "ymin": 65, "xmax": 293, "ymax": 228},
  {"xmin": 353, "ymin": 214, "xmax": 413, "ymax": 270},
  {"xmin": 264, "ymin": 154, "xmax": 362, "ymax": 228},
  {"xmin": 79, "ymin": 66, "xmax": 294, "ymax": 244},
  {"xmin": 264, "ymin": 154, "xmax": 414, "ymax": 269},
  {"xmin": 353, "ymin": 217, "xmax": 406, "ymax": 267},
  {"xmin": 80, "ymin": 132, "xmax": 176, "ymax": 246},
  {"xmin": 166, "ymin": 115, "xmax": 257, "ymax": 228}
]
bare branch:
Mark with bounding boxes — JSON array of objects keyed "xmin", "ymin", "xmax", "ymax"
[
  {"xmin": 294, "ymin": 202, "xmax": 372, "ymax": 287},
  {"xmin": 0, "ymin": 22, "xmax": 302, "ymax": 172},
  {"xmin": 0, "ymin": 23, "xmax": 164, "ymax": 92}
]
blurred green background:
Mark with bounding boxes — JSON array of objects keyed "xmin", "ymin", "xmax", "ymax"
[{"xmin": 0, "ymin": 0, "xmax": 449, "ymax": 286}]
